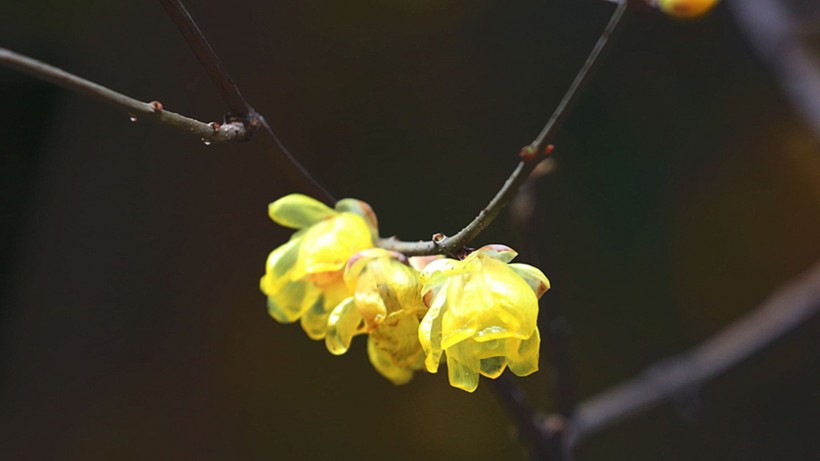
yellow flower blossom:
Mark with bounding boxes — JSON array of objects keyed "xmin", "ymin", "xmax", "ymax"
[
  {"xmin": 325, "ymin": 248, "xmax": 428, "ymax": 385},
  {"xmin": 657, "ymin": 0, "xmax": 720, "ymax": 18},
  {"xmin": 260, "ymin": 194, "xmax": 378, "ymax": 340},
  {"xmin": 418, "ymin": 245, "xmax": 549, "ymax": 392}
]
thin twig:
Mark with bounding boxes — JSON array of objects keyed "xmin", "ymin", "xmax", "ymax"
[
  {"xmin": 564, "ymin": 257, "xmax": 820, "ymax": 449},
  {"xmin": 158, "ymin": 0, "xmax": 336, "ymax": 203},
  {"xmin": 158, "ymin": 0, "xmax": 252, "ymax": 118},
  {"xmin": 378, "ymin": 1, "xmax": 628, "ymax": 257},
  {"xmin": 0, "ymin": 47, "xmax": 249, "ymax": 143}
]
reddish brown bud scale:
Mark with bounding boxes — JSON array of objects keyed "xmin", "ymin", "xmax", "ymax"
[
  {"xmin": 149, "ymin": 100, "xmax": 163, "ymax": 112},
  {"xmin": 518, "ymin": 145, "xmax": 537, "ymax": 161}
]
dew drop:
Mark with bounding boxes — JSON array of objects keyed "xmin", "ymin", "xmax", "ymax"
[
  {"xmin": 128, "ymin": 113, "xmax": 138, "ymax": 122},
  {"xmin": 201, "ymin": 138, "xmax": 212, "ymax": 146}
]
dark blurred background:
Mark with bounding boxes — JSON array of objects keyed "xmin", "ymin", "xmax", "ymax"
[{"xmin": 1, "ymin": 1, "xmax": 818, "ymax": 460}]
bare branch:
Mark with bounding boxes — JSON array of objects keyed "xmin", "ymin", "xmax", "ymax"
[
  {"xmin": 0, "ymin": 47, "xmax": 249, "ymax": 143},
  {"xmin": 378, "ymin": 1, "xmax": 628, "ymax": 257},
  {"xmin": 565, "ymin": 258, "xmax": 820, "ymax": 449},
  {"xmin": 158, "ymin": 0, "xmax": 336, "ymax": 203},
  {"xmin": 158, "ymin": 0, "xmax": 253, "ymax": 118}
]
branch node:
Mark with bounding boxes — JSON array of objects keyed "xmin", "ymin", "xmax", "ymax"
[{"xmin": 518, "ymin": 145, "xmax": 538, "ymax": 161}]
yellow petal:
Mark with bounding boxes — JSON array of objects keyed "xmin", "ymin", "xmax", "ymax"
[
  {"xmin": 479, "ymin": 356, "xmax": 508, "ymax": 379},
  {"xmin": 268, "ymin": 194, "xmax": 337, "ymax": 229},
  {"xmin": 266, "ymin": 280, "xmax": 320, "ymax": 324},
  {"xmin": 418, "ymin": 284, "xmax": 448, "ymax": 373},
  {"xmin": 367, "ymin": 335, "xmax": 414, "ymax": 385},
  {"xmin": 506, "ymin": 328, "xmax": 540, "ymax": 377},
  {"xmin": 300, "ymin": 296, "xmax": 331, "ymax": 340},
  {"xmin": 263, "ymin": 237, "xmax": 303, "ymax": 284},
  {"xmin": 325, "ymin": 297, "xmax": 363, "ymax": 355},
  {"xmin": 297, "ymin": 213, "xmax": 374, "ymax": 277},
  {"xmin": 335, "ymin": 198, "xmax": 379, "ymax": 239},
  {"xmin": 445, "ymin": 342, "xmax": 480, "ymax": 393},
  {"xmin": 508, "ymin": 263, "xmax": 550, "ymax": 298}
]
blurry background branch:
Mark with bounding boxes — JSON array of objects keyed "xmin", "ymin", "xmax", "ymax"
[
  {"xmin": 509, "ymin": 162, "xmax": 820, "ymax": 460},
  {"xmin": 725, "ymin": 0, "xmax": 820, "ymax": 137},
  {"xmin": 600, "ymin": 0, "xmax": 820, "ymax": 136},
  {"xmin": 566, "ymin": 256, "xmax": 820, "ymax": 449}
]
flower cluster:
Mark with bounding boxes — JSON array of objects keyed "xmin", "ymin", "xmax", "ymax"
[{"xmin": 260, "ymin": 194, "xmax": 550, "ymax": 392}]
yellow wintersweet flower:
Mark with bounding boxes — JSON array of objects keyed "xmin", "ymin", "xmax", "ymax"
[
  {"xmin": 325, "ymin": 248, "xmax": 428, "ymax": 385},
  {"xmin": 657, "ymin": 0, "xmax": 720, "ymax": 19},
  {"xmin": 418, "ymin": 245, "xmax": 549, "ymax": 392},
  {"xmin": 260, "ymin": 194, "xmax": 378, "ymax": 340}
]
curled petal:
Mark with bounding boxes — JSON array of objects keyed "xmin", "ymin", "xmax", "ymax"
[
  {"xmin": 268, "ymin": 194, "xmax": 336, "ymax": 229},
  {"xmin": 508, "ymin": 263, "xmax": 550, "ymax": 298},
  {"xmin": 475, "ymin": 244, "xmax": 518, "ymax": 263},
  {"xmin": 479, "ymin": 356, "xmax": 508, "ymax": 379},
  {"xmin": 506, "ymin": 328, "xmax": 540, "ymax": 377},
  {"xmin": 408, "ymin": 255, "xmax": 443, "ymax": 272},
  {"xmin": 367, "ymin": 335, "xmax": 414, "ymax": 385},
  {"xmin": 418, "ymin": 285, "xmax": 448, "ymax": 373},
  {"xmin": 335, "ymin": 198, "xmax": 379, "ymax": 238},
  {"xmin": 325, "ymin": 298, "xmax": 363, "ymax": 355},
  {"xmin": 265, "ymin": 280, "xmax": 320, "ymax": 323},
  {"xmin": 301, "ymin": 296, "xmax": 331, "ymax": 340}
]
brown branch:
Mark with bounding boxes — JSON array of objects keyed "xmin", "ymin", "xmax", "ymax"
[
  {"xmin": 0, "ymin": 47, "xmax": 249, "ymax": 143},
  {"xmin": 378, "ymin": 0, "xmax": 628, "ymax": 257},
  {"xmin": 564, "ymin": 257, "xmax": 820, "ymax": 449},
  {"xmin": 158, "ymin": 0, "xmax": 336, "ymax": 203},
  {"xmin": 158, "ymin": 0, "xmax": 252, "ymax": 118}
]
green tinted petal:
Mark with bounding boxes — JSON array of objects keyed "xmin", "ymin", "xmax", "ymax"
[
  {"xmin": 335, "ymin": 198, "xmax": 379, "ymax": 239},
  {"xmin": 325, "ymin": 298, "xmax": 362, "ymax": 355},
  {"xmin": 368, "ymin": 335, "xmax": 414, "ymax": 385},
  {"xmin": 266, "ymin": 280, "xmax": 320, "ymax": 323},
  {"xmin": 508, "ymin": 263, "xmax": 550, "ymax": 298},
  {"xmin": 263, "ymin": 237, "xmax": 302, "ymax": 281},
  {"xmin": 300, "ymin": 295, "xmax": 332, "ymax": 340},
  {"xmin": 268, "ymin": 194, "xmax": 336, "ymax": 229},
  {"xmin": 445, "ymin": 343, "xmax": 480, "ymax": 392},
  {"xmin": 475, "ymin": 244, "xmax": 518, "ymax": 263},
  {"xmin": 479, "ymin": 356, "xmax": 508, "ymax": 379},
  {"xmin": 506, "ymin": 328, "xmax": 540, "ymax": 377}
]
